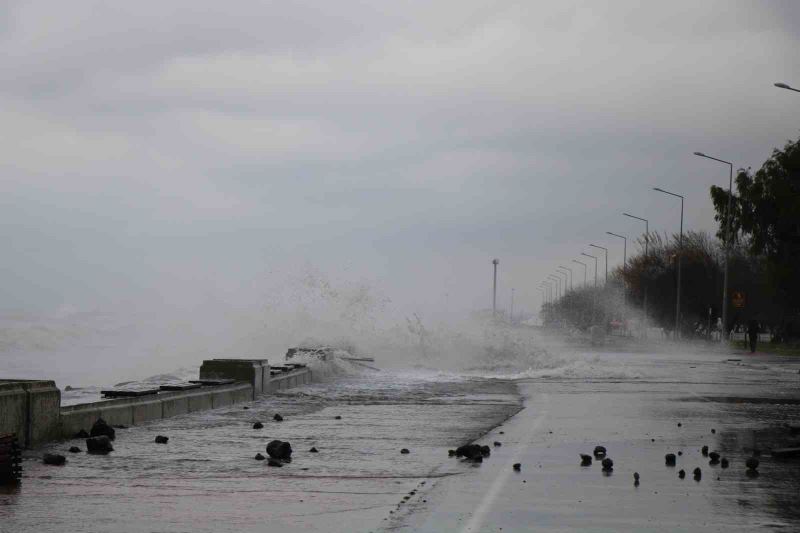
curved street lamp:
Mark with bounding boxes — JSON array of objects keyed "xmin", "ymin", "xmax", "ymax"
[
  {"xmin": 694, "ymin": 151, "xmax": 735, "ymax": 341},
  {"xmin": 775, "ymin": 82, "xmax": 800, "ymax": 93},
  {"xmin": 588, "ymin": 244, "xmax": 608, "ymax": 284},
  {"xmin": 653, "ymin": 187, "xmax": 684, "ymax": 338}
]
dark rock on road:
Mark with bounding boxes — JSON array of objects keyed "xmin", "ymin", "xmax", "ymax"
[
  {"xmin": 68, "ymin": 446, "xmax": 81, "ymax": 453},
  {"xmin": 255, "ymin": 453, "xmax": 265, "ymax": 460},
  {"xmin": 665, "ymin": 453, "xmax": 676, "ymax": 466},
  {"xmin": 273, "ymin": 414, "xmax": 284, "ymax": 422},
  {"xmin": 746, "ymin": 457, "xmax": 759, "ymax": 471},
  {"xmin": 253, "ymin": 422, "xmax": 263, "ymax": 429},
  {"xmin": 400, "ymin": 448, "xmax": 410, "ymax": 454},
  {"xmin": 43, "ymin": 453, "xmax": 66, "ymax": 466},
  {"xmin": 580, "ymin": 454, "xmax": 592, "ymax": 466},
  {"xmin": 601, "ymin": 458, "xmax": 613, "ymax": 471},
  {"xmin": 267, "ymin": 440, "xmax": 292, "ymax": 460},
  {"xmin": 513, "ymin": 463, "xmax": 521, "ymax": 471},
  {"xmin": 593, "ymin": 446, "xmax": 606, "ymax": 458},
  {"xmin": 86, "ymin": 435, "xmax": 114, "ymax": 454},
  {"xmin": 154, "ymin": 435, "xmax": 169, "ymax": 444},
  {"xmin": 678, "ymin": 469, "xmax": 686, "ymax": 479},
  {"xmin": 90, "ymin": 418, "xmax": 116, "ymax": 441}
]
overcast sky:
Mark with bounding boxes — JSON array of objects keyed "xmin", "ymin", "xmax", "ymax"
[{"xmin": 1, "ymin": 0, "xmax": 799, "ymax": 321}]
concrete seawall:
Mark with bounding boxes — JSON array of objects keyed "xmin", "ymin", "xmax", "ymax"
[{"xmin": 1, "ymin": 359, "xmax": 313, "ymax": 448}]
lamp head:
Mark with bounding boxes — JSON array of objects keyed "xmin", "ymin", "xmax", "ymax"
[
  {"xmin": 693, "ymin": 151, "xmax": 706, "ymax": 157},
  {"xmin": 775, "ymin": 82, "xmax": 791, "ymax": 89}
]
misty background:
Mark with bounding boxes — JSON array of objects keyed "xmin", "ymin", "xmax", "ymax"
[{"xmin": 1, "ymin": 1, "xmax": 799, "ymax": 382}]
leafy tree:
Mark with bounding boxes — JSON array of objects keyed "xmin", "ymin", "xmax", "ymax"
[{"xmin": 711, "ymin": 137, "xmax": 800, "ymax": 332}]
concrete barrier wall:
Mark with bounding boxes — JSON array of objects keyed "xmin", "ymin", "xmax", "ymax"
[
  {"xmin": 4, "ymin": 364, "xmax": 313, "ymax": 447},
  {"xmin": 265, "ymin": 368, "xmax": 312, "ymax": 393},
  {"xmin": 0, "ymin": 380, "xmax": 61, "ymax": 448},
  {"xmin": 59, "ymin": 382, "xmax": 254, "ymax": 438}
]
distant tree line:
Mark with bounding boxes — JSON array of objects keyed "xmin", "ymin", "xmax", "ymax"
[{"xmin": 543, "ymin": 136, "xmax": 800, "ymax": 341}]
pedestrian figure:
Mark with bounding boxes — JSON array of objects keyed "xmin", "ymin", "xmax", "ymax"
[{"xmin": 747, "ymin": 319, "xmax": 759, "ymax": 353}]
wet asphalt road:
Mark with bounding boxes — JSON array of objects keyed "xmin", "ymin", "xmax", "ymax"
[{"xmin": 397, "ymin": 348, "xmax": 800, "ymax": 532}]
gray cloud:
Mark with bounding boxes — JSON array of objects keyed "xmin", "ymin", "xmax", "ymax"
[{"xmin": 1, "ymin": 0, "xmax": 798, "ymax": 318}]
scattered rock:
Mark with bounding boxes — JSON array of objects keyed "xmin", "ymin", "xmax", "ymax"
[
  {"xmin": 708, "ymin": 451, "xmax": 720, "ymax": 465},
  {"xmin": 513, "ymin": 463, "xmax": 521, "ymax": 471},
  {"xmin": 73, "ymin": 429, "xmax": 90, "ymax": 439},
  {"xmin": 493, "ymin": 441, "xmax": 502, "ymax": 447},
  {"xmin": 455, "ymin": 444, "xmax": 483, "ymax": 460},
  {"xmin": 746, "ymin": 457, "xmax": 759, "ymax": 471},
  {"xmin": 651, "ymin": 438, "xmax": 655, "ymax": 442},
  {"xmin": 580, "ymin": 454, "xmax": 593, "ymax": 466},
  {"xmin": 335, "ymin": 415, "xmax": 342, "ymax": 420},
  {"xmin": 678, "ymin": 451, "xmax": 683, "ymax": 456},
  {"xmin": 86, "ymin": 435, "xmax": 114, "ymax": 454},
  {"xmin": 677, "ymin": 422, "xmax": 682, "ymax": 427},
  {"xmin": 267, "ymin": 458, "xmax": 283, "ymax": 467},
  {"xmin": 701, "ymin": 445, "xmax": 709, "ymax": 456},
  {"xmin": 90, "ymin": 418, "xmax": 116, "ymax": 441},
  {"xmin": 68, "ymin": 446, "xmax": 81, "ymax": 453},
  {"xmin": 693, "ymin": 467, "xmax": 702, "ymax": 480},
  {"xmin": 601, "ymin": 458, "xmax": 614, "ymax": 472},
  {"xmin": 400, "ymin": 448, "xmax": 410, "ymax": 454},
  {"xmin": 243, "ymin": 406, "xmax": 249, "ymax": 410},
  {"xmin": 721, "ymin": 458, "xmax": 729, "ymax": 468},
  {"xmin": 593, "ymin": 446, "xmax": 607, "ymax": 458},
  {"xmin": 448, "ymin": 449, "xmax": 456, "ymax": 457},
  {"xmin": 633, "ymin": 472, "xmax": 640, "ymax": 486},
  {"xmin": 43, "ymin": 453, "xmax": 66, "ymax": 466},
  {"xmin": 252, "ymin": 422, "xmax": 263, "ymax": 429},
  {"xmin": 499, "ymin": 431, "xmax": 504, "ymax": 434},
  {"xmin": 266, "ymin": 440, "xmax": 292, "ymax": 460},
  {"xmin": 273, "ymin": 413, "xmax": 284, "ymax": 422},
  {"xmin": 154, "ymin": 435, "xmax": 169, "ymax": 444},
  {"xmin": 711, "ymin": 428, "xmax": 716, "ymax": 434},
  {"xmin": 678, "ymin": 469, "xmax": 686, "ymax": 479},
  {"xmin": 309, "ymin": 447, "xmax": 319, "ymax": 453},
  {"xmin": 665, "ymin": 453, "xmax": 677, "ymax": 466},
  {"xmin": 255, "ymin": 453, "xmax": 265, "ymax": 461},
  {"xmin": 480, "ymin": 445, "xmax": 491, "ymax": 457}
]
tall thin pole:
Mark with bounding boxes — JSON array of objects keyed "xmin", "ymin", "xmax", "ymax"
[
  {"xmin": 510, "ymin": 288, "xmax": 515, "ymax": 323},
  {"xmin": 694, "ymin": 152, "xmax": 734, "ymax": 342},
  {"xmin": 572, "ymin": 260, "xmax": 587, "ymax": 286},
  {"xmin": 558, "ymin": 266, "xmax": 573, "ymax": 291},
  {"xmin": 654, "ymin": 187, "xmax": 684, "ymax": 338},
  {"xmin": 607, "ymin": 232, "xmax": 628, "ymax": 325},
  {"xmin": 581, "ymin": 252, "xmax": 599, "ymax": 325},
  {"xmin": 589, "ymin": 244, "xmax": 608, "ymax": 284},
  {"xmin": 492, "ymin": 258, "xmax": 499, "ymax": 319},
  {"xmin": 623, "ymin": 213, "xmax": 649, "ymax": 336}
]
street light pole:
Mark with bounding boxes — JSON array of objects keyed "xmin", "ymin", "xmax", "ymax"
[
  {"xmin": 572, "ymin": 259, "xmax": 588, "ymax": 286},
  {"xmin": 694, "ymin": 151, "xmax": 734, "ymax": 342},
  {"xmin": 589, "ymin": 244, "xmax": 608, "ymax": 284},
  {"xmin": 607, "ymin": 231, "xmax": 628, "ymax": 326},
  {"xmin": 654, "ymin": 187, "xmax": 684, "ymax": 339},
  {"xmin": 492, "ymin": 258, "xmax": 499, "ymax": 319},
  {"xmin": 558, "ymin": 265, "xmax": 573, "ymax": 291},
  {"xmin": 510, "ymin": 288, "xmax": 515, "ymax": 323},
  {"xmin": 548, "ymin": 275, "xmax": 561, "ymax": 300},
  {"xmin": 581, "ymin": 252, "xmax": 599, "ymax": 325},
  {"xmin": 623, "ymin": 213, "xmax": 649, "ymax": 335},
  {"xmin": 775, "ymin": 82, "xmax": 800, "ymax": 93}
]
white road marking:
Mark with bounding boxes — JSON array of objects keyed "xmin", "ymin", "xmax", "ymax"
[{"xmin": 460, "ymin": 393, "xmax": 550, "ymax": 533}]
